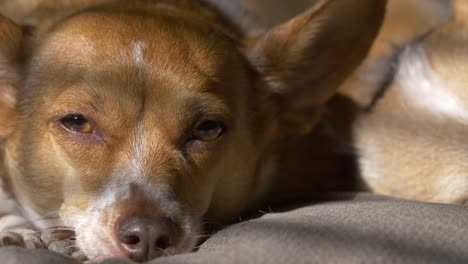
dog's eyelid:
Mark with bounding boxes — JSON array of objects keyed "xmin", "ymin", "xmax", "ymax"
[
  {"xmin": 59, "ymin": 113, "xmax": 95, "ymax": 133},
  {"xmin": 51, "ymin": 112, "xmax": 107, "ymax": 143},
  {"xmin": 192, "ymin": 119, "xmax": 226, "ymax": 140}
]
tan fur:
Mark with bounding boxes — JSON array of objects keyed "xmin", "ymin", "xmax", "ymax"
[
  {"xmin": 328, "ymin": 0, "xmax": 468, "ymax": 205},
  {"xmin": 339, "ymin": 0, "xmax": 451, "ymax": 106},
  {"xmin": 0, "ymin": 0, "xmax": 385, "ymax": 261},
  {"xmin": 358, "ymin": 0, "xmax": 467, "ymax": 204},
  {"xmin": 245, "ymin": 0, "xmax": 468, "ymax": 206}
]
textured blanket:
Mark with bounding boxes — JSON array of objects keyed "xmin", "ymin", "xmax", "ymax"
[{"xmin": 1, "ymin": 193, "xmax": 467, "ymax": 264}]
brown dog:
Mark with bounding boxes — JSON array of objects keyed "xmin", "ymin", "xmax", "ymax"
[
  {"xmin": 250, "ymin": 0, "xmax": 468, "ymax": 206},
  {"xmin": 243, "ymin": 0, "xmax": 468, "ymax": 206},
  {"xmin": 336, "ymin": 0, "xmax": 468, "ymax": 205},
  {"xmin": 0, "ymin": 0, "xmax": 384, "ymax": 262},
  {"xmin": 279, "ymin": 0, "xmax": 465, "ymax": 206}
]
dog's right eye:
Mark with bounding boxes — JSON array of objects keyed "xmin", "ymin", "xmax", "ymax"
[
  {"xmin": 59, "ymin": 114, "xmax": 94, "ymax": 134},
  {"xmin": 192, "ymin": 120, "xmax": 225, "ymax": 141}
]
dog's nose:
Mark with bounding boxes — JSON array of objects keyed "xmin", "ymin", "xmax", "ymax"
[{"xmin": 118, "ymin": 216, "xmax": 177, "ymax": 262}]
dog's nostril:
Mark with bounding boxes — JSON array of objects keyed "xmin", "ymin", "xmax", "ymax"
[
  {"xmin": 118, "ymin": 216, "xmax": 178, "ymax": 261},
  {"xmin": 155, "ymin": 235, "xmax": 170, "ymax": 250},
  {"xmin": 122, "ymin": 235, "xmax": 140, "ymax": 245}
]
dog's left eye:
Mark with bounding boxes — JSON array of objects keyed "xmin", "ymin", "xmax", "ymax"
[
  {"xmin": 192, "ymin": 120, "xmax": 225, "ymax": 141},
  {"xmin": 59, "ymin": 114, "xmax": 94, "ymax": 134}
]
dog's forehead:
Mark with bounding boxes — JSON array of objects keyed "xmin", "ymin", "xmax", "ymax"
[
  {"xmin": 36, "ymin": 10, "xmax": 242, "ymax": 93},
  {"xmin": 24, "ymin": 9, "xmax": 248, "ymax": 139}
]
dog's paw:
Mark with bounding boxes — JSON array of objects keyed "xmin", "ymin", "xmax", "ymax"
[
  {"xmin": 41, "ymin": 227, "xmax": 81, "ymax": 257},
  {"xmin": 0, "ymin": 229, "xmax": 45, "ymax": 248}
]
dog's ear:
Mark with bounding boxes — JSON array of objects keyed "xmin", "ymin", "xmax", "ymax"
[
  {"xmin": 245, "ymin": 0, "xmax": 386, "ymax": 136},
  {"xmin": 0, "ymin": 15, "xmax": 24, "ymax": 137}
]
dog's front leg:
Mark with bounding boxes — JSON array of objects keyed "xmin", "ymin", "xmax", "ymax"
[
  {"xmin": 0, "ymin": 222, "xmax": 44, "ymax": 249},
  {"xmin": 0, "ymin": 13, "xmax": 47, "ymax": 250},
  {"xmin": 0, "ymin": 191, "xmax": 45, "ymax": 248},
  {"xmin": 0, "ymin": 192, "xmax": 84, "ymax": 259}
]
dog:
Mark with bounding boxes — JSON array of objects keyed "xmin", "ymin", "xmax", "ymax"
[
  {"xmin": 337, "ymin": 0, "xmax": 468, "ymax": 205},
  {"xmin": 0, "ymin": 0, "xmax": 385, "ymax": 262},
  {"xmin": 321, "ymin": 0, "xmax": 468, "ymax": 206},
  {"xmin": 243, "ymin": 0, "xmax": 468, "ymax": 206}
]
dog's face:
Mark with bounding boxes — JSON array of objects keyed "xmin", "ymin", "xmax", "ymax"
[
  {"xmin": 0, "ymin": 0, "xmax": 384, "ymax": 261},
  {"xmin": 340, "ymin": 0, "xmax": 468, "ymax": 205},
  {"xmin": 13, "ymin": 5, "xmax": 257, "ymax": 258}
]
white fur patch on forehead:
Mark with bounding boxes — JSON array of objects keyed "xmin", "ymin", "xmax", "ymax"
[
  {"xmin": 128, "ymin": 121, "xmax": 146, "ymax": 178},
  {"xmin": 395, "ymin": 43, "xmax": 468, "ymax": 123},
  {"xmin": 132, "ymin": 41, "xmax": 146, "ymax": 68}
]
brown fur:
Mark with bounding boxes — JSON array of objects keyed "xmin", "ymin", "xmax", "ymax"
[
  {"xmin": 242, "ymin": 0, "xmax": 468, "ymax": 206},
  {"xmin": 325, "ymin": 0, "xmax": 468, "ymax": 205},
  {"xmin": 347, "ymin": 0, "xmax": 467, "ymax": 205},
  {"xmin": 0, "ymin": 0, "xmax": 385, "ymax": 261}
]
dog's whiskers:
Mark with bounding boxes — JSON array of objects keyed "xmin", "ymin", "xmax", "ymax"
[
  {"xmin": 193, "ymin": 234, "xmax": 211, "ymax": 239},
  {"xmin": 157, "ymin": 247, "xmax": 173, "ymax": 257}
]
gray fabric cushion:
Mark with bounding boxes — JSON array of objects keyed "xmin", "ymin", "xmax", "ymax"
[
  {"xmin": 2, "ymin": 193, "xmax": 467, "ymax": 264},
  {"xmin": 0, "ymin": 247, "xmax": 78, "ymax": 264}
]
